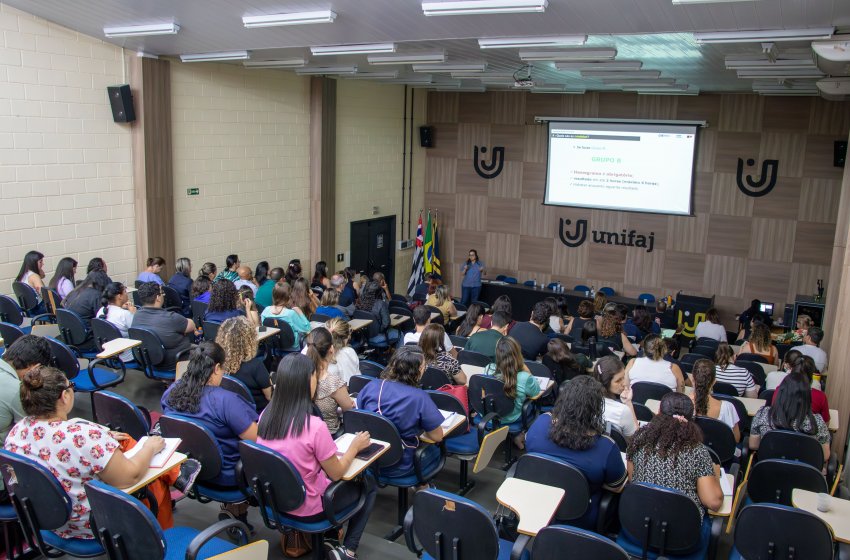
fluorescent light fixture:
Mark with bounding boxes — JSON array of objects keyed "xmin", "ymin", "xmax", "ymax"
[
  {"xmin": 757, "ymin": 91, "xmax": 817, "ymax": 96},
  {"xmin": 478, "ymin": 35, "xmax": 585, "ymax": 49},
  {"xmin": 343, "ymin": 71, "xmax": 400, "ymax": 79},
  {"xmin": 452, "ymin": 71, "xmax": 514, "ymax": 79},
  {"xmin": 422, "ymin": 0, "xmax": 548, "ymax": 16},
  {"xmin": 812, "ymin": 40, "xmax": 850, "ymax": 62},
  {"xmin": 435, "ymin": 86, "xmax": 487, "ymax": 92},
  {"xmin": 581, "ymin": 70, "xmax": 661, "ymax": 79},
  {"xmin": 555, "ymin": 60, "xmax": 643, "ymax": 71},
  {"xmin": 637, "ymin": 90, "xmax": 699, "ymax": 96},
  {"xmin": 242, "ymin": 10, "xmax": 337, "ymax": 28},
  {"xmin": 520, "ymin": 48, "xmax": 617, "ymax": 61},
  {"xmin": 623, "ymin": 84, "xmax": 690, "ymax": 91},
  {"xmin": 694, "ymin": 28, "xmax": 833, "ymax": 44},
  {"xmin": 431, "ymin": 80, "xmax": 463, "ymax": 88},
  {"xmin": 180, "ymin": 51, "xmax": 249, "ymax": 62},
  {"xmin": 103, "ymin": 22, "xmax": 179, "ymax": 37},
  {"xmin": 479, "ymin": 77, "xmax": 517, "ymax": 84},
  {"xmin": 311, "ymin": 43, "xmax": 396, "ymax": 56},
  {"xmin": 725, "ymin": 53, "xmax": 816, "ymax": 70},
  {"xmin": 673, "ymin": 0, "xmax": 759, "ymax": 4},
  {"xmin": 412, "ymin": 63, "xmax": 487, "ymax": 73},
  {"xmin": 604, "ymin": 79, "xmax": 677, "ymax": 86},
  {"xmin": 243, "ymin": 58, "xmax": 306, "ymax": 68},
  {"xmin": 384, "ymin": 76, "xmax": 434, "ymax": 84},
  {"xmin": 531, "ymin": 88, "xmax": 586, "ymax": 94},
  {"xmin": 368, "ymin": 52, "xmax": 446, "ymax": 65},
  {"xmin": 294, "ymin": 65, "xmax": 358, "ymax": 75},
  {"xmin": 736, "ymin": 68, "xmax": 825, "ymax": 78}
]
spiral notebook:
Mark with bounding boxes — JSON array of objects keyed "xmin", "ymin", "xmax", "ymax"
[{"xmin": 124, "ymin": 437, "xmax": 182, "ymax": 468}]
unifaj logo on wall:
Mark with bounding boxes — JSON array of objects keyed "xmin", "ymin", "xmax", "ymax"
[
  {"xmin": 558, "ymin": 218, "xmax": 656, "ymax": 253},
  {"xmin": 736, "ymin": 158, "xmax": 779, "ymax": 197},
  {"xmin": 473, "ymin": 145, "xmax": 505, "ymax": 179}
]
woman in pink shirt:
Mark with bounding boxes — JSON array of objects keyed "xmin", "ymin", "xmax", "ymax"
[{"xmin": 256, "ymin": 354, "xmax": 376, "ymax": 560}]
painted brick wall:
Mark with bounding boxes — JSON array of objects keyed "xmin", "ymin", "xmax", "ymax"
[
  {"xmin": 170, "ymin": 62, "xmax": 311, "ymax": 275},
  {"xmin": 0, "ymin": 3, "xmax": 136, "ymax": 292}
]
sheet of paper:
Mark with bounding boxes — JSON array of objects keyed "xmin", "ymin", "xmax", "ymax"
[
  {"xmin": 335, "ymin": 433, "xmax": 356, "ymax": 455},
  {"xmin": 720, "ymin": 469, "xmax": 733, "ymax": 496},
  {"xmin": 124, "ymin": 437, "xmax": 181, "ymax": 468},
  {"xmin": 439, "ymin": 409, "xmax": 456, "ymax": 429}
]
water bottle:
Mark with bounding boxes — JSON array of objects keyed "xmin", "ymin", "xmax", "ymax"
[{"xmin": 590, "ymin": 285, "xmax": 595, "ymax": 298}]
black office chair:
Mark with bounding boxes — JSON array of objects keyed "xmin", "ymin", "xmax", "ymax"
[
  {"xmin": 736, "ymin": 353, "xmax": 768, "ymax": 364},
  {"xmin": 128, "ymin": 327, "xmax": 185, "ymax": 382},
  {"xmin": 92, "ymin": 391, "xmax": 152, "ymax": 441},
  {"xmin": 190, "ymin": 301, "xmax": 208, "ymax": 327},
  {"xmin": 90, "ymin": 318, "xmax": 139, "ymax": 373},
  {"xmin": 714, "ymin": 394, "xmax": 751, "ymax": 433},
  {"xmin": 239, "ymin": 441, "xmax": 369, "ymax": 560},
  {"xmin": 0, "ymin": 296, "xmax": 30, "ymax": 329},
  {"xmin": 347, "ymin": 374, "xmax": 373, "ymax": 396},
  {"xmin": 357, "ymin": 359, "xmax": 384, "ymax": 378},
  {"xmin": 449, "ymin": 334, "xmax": 469, "ymax": 348},
  {"xmin": 695, "ymin": 338, "xmax": 720, "ymax": 351},
  {"xmin": 46, "ymin": 336, "xmax": 125, "ymax": 413},
  {"xmin": 679, "ymin": 353, "xmax": 703, "ymax": 367},
  {"xmin": 689, "ymin": 345, "xmax": 717, "ymax": 358},
  {"xmin": 309, "ymin": 313, "xmax": 332, "ymax": 323},
  {"xmin": 403, "ymin": 489, "xmax": 529, "ymax": 560},
  {"xmin": 420, "ymin": 367, "xmax": 450, "ymax": 390},
  {"xmin": 391, "ymin": 293, "xmax": 409, "ymax": 304},
  {"xmin": 220, "ymin": 376, "xmax": 255, "ymax": 407},
  {"xmin": 758, "ymin": 388, "xmax": 775, "ymax": 402},
  {"xmin": 695, "ymin": 416, "xmax": 741, "ymax": 469},
  {"xmin": 0, "ymin": 450, "xmax": 105, "ymax": 558},
  {"xmin": 608, "ymin": 425, "xmax": 628, "ymax": 452},
  {"xmin": 746, "ymin": 459, "xmax": 827, "ymax": 505},
  {"xmin": 468, "ymin": 375, "xmax": 535, "ymax": 469},
  {"xmin": 730, "ymin": 503, "xmax": 834, "ymax": 560},
  {"xmin": 261, "ymin": 317, "xmax": 297, "ymax": 354},
  {"xmin": 757, "ymin": 430, "xmax": 827, "ymax": 471},
  {"xmin": 202, "ymin": 321, "xmax": 221, "ymax": 342},
  {"xmin": 423, "ymin": 305, "xmax": 444, "ymax": 325},
  {"xmin": 630, "ymin": 382, "xmax": 671, "ymax": 404},
  {"xmin": 616, "ymin": 483, "xmax": 722, "ymax": 560},
  {"xmin": 11, "ymin": 283, "xmax": 46, "ymax": 319},
  {"xmin": 632, "ymin": 402, "xmax": 654, "ymax": 423},
  {"xmin": 41, "ymin": 287, "xmax": 62, "ymax": 316},
  {"xmin": 0, "ymin": 323, "xmax": 26, "ymax": 350},
  {"xmin": 388, "ymin": 307, "xmax": 416, "ymax": 334},
  {"xmin": 734, "ymin": 360, "xmax": 766, "ymax": 388},
  {"xmin": 712, "ymin": 381, "xmax": 739, "ymax": 396},
  {"xmin": 533, "ymin": 525, "xmax": 629, "ymax": 560},
  {"xmin": 56, "ymin": 308, "xmax": 97, "ymax": 356},
  {"xmin": 457, "ymin": 349, "xmax": 491, "ymax": 368},
  {"xmin": 523, "ymin": 360, "xmax": 551, "ymax": 379}
]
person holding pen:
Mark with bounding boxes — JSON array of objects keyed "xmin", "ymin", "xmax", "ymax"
[{"xmin": 460, "ymin": 249, "xmax": 485, "ymax": 306}]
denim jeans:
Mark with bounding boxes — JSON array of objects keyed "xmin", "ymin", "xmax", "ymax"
[{"xmin": 461, "ymin": 286, "xmax": 481, "ymax": 306}]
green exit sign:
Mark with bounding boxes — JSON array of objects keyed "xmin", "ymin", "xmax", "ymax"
[{"xmin": 187, "ymin": 188, "xmax": 200, "ymax": 196}]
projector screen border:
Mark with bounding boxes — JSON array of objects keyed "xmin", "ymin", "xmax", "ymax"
[{"xmin": 533, "ymin": 116, "xmax": 708, "ymax": 128}]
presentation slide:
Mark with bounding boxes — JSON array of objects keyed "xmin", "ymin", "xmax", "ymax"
[{"xmin": 544, "ymin": 121, "xmax": 699, "ymax": 216}]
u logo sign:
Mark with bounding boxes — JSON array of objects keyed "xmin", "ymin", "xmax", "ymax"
[
  {"xmin": 736, "ymin": 158, "xmax": 779, "ymax": 198},
  {"xmin": 558, "ymin": 219, "xmax": 587, "ymax": 248},
  {"xmin": 473, "ymin": 145, "xmax": 505, "ymax": 179}
]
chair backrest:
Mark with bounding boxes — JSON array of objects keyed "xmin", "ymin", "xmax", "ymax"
[
  {"xmin": 713, "ymin": 394, "xmax": 751, "ymax": 432},
  {"xmin": 599, "ymin": 287, "xmax": 615, "ymax": 296},
  {"xmin": 690, "ymin": 345, "xmax": 717, "ymax": 358},
  {"xmin": 758, "ymin": 430, "xmax": 825, "ymax": 470},
  {"xmin": 630, "ymin": 382, "xmax": 671, "ymax": 404},
  {"xmin": 85, "ymin": 479, "xmax": 166, "ymax": 560},
  {"xmin": 533, "ymin": 525, "xmax": 630, "ymax": 560},
  {"xmin": 695, "ymin": 337, "xmax": 720, "ymax": 349},
  {"xmin": 694, "ymin": 416, "xmax": 737, "ymax": 466},
  {"xmin": 467, "ymin": 375, "xmax": 514, "ymax": 419},
  {"xmin": 342, "ymin": 410, "xmax": 404, "ymax": 469},
  {"xmin": 391, "ymin": 293, "xmax": 409, "ymax": 303},
  {"xmin": 733, "ymin": 503, "xmax": 834, "ymax": 560},
  {"xmin": 524, "ymin": 360, "xmax": 552, "ymax": 379},
  {"xmin": 503, "ymin": 277, "xmax": 517, "ymax": 284},
  {"xmin": 202, "ymin": 321, "xmax": 221, "ymax": 342},
  {"xmin": 161, "ymin": 285, "xmax": 182, "ymax": 311},
  {"xmin": 737, "ymin": 352, "xmax": 768, "ymax": 364},
  {"xmin": 747, "ymin": 459, "xmax": 827, "ymax": 505},
  {"xmin": 680, "ymin": 353, "xmax": 702, "ymax": 366},
  {"xmin": 758, "ymin": 388, "xmax": 775, "ymax": 402},
  {"xmin": 608, "ymin": 425, "xmax": 628, "ymax": 452},
  {"xmin": 426, "ymin": 391, "xmax": 469, "ymax": 435},
  {"xmin": 11, "ymin": 282, "xmax": 39, "ymax": 314},
  {"xmin": 423, "ymin": 306, "xmax": 444, "ymax": 325},
  {"xmin": 410, "ymin": 489, "xmax": 502, "ymax": 560},
  {"xmin": 191, "ymin": 300, "xmax": 209, "ymax": 326},
  {"xmin": 348, "ymin": 375, "xmax": 374, "ymax": 396},
  {"xmin": 45, "ymin": 336, "xmax": 81, "ymax": 381},
  {"xmin": 310, "ymin": 313, "xmax": 332, "ymax": 323},
  {"xmin": 735, "ymin": 360, "xmax": 766, "ymax": 388},
  {"xmin": 56, "ymin": 308, "xmax": 90, "ymax": 346},
  {"xmin": 637, "ymin": 294, "xmax": 656, "ymax": 303},
  {"xmin": 457, "ymin": 349, "xmax": 491, "ymax": 368},
  {"xmin": 352, "ymin": 309, "xmax": 384, "ymax": 338},
  {"xmin": 574, "ymin": 285, "xmax": 591, "ymax": 293},
  {"xmin": 712, "ymin": 381, "xmax": 739, "ymax": 396},
  {"xmin": 523, "ymin": 280, "xmax": 535, "ymax": 287},
  {"xmin": 220, "ymin": 376, "xmax": 255, "ymax": 406},
  {"xmin": 238, "ymin": 441, "xmax": 307, "ymax": 515},
  {"xmin": 358, "ymin": 359, "xmax": 385, "ymax": 378},
  {"xmin": 128, "ymin": 327, "xmax": 167, "ymax": 368},
  {"xmin": 93, "ymin": 391, "xmax": 151, "ymax": 441},
  {"xmin": 0, "ymin": 449, "xmax": 73, "ymax": 533},
  {"xmin": 0, "ymin": 296, "xmax": 25, "ymax": 326},
  {"xmin": 420, "ymin": 367, "xmax": 449, "ymax": 390},
  {"xmin": 261, "ymin": 317, "xmax": 296, "ymax": 352},
  {"xmin": 449, "ymin": 335, "xmax": 469, "ymax": 348},
  {"xmin": 91, "ymin": 317, "xmax": 123, "ymax": 351},
  {"xmin": 453, "ymin": 302, "xmax": 468, "ymax": 312},
  {"xmin": 618, "ymin": 483, "xmax": 703, "ymax": 557},
  {"xmin": 0, "ymin": 322, "xmax": 26, "ymax": 349},
  {"xmin": 41, "ymin": 287, "xmax": 62, "ymax": 315},
  {"xmin": 632, "ymin": 402, "xmax": 654, "ymax": 422},
  {"xmin": 514, "ymin": 453, "xmax": 589, "ymax": 522},
  {"xmin": 158, "ymin": 414, "xmax": 225, "ymax": 483}
]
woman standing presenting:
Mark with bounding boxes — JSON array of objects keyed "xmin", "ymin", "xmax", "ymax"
[{"xmin": 460, "ymin": 249, "xmax": 485, "ymax": 306}]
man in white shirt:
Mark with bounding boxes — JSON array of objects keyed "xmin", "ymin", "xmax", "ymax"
[
  {"xmin": 233, "ymin": 266, "xmax": 258, "ymax": 296},
  {"xmin": 403, "ymin": 305, "xmax": 457, "ymax": 357},
  {"xmin": 792, "ymin": 326, "xmax": 828, "ymax": 373}
]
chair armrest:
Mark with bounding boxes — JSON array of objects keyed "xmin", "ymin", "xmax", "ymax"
[
  {"xmin": 175, "ymin": 348, "xmax": 192, "ymax": 363},
  {"xmin": 413, "ymin": 442, "xmax": 446, "ymax": 484},
  {"xmin": 30, "ymin": 313, "xmax": 55, "ymax": 325},
  {"xmin": 403, "ymin": 503, "xmax": 422, "ymax": 555},
  {"xmin": 707, "ymin": 515, "xmax": 724, "ymax": 560},
  {"xmin": 510, "ymin": 534, "xmax": 531, "ymax": 560},
  {"xmin": 520, "ymin": 400, "xmax": 538, "ymax": 431},
  {"xmin": 186, "ymin": 519, "xmax": 251, "ymax": 560},
  {"xmin": 321, "ymin": 479, "xmax": 366, "ymax": 526},
  {"xmin": 86, "ymin": 358, "xmax": 125, "ymax": 389},
  {"xmin": 475, "ymin": 412, "xmax": 499, "ymax": 446},
  {"xmin": 596, "ymin": 490, "xmax": 619, "ymax": 535}
]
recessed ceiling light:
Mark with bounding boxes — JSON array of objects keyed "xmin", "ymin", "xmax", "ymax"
[
  {"xmin": 555, "ymin": 60, "xmax": 643, "ymax": 71},
  {"xmin": 243, "ymin": 58, "xmax": 306, "ymax": 68},
  {"xmin": 368, "ymin": 52, "xmax": 446, "ymax": 65},
  {"xmin": 412, "ymin": 63, "xmax": 487, "ymax": 73},
  {"xmin": 103, "ymin": 22, "xmax": 179, "ymax": 37},
  {"xmin": 520, "ymin": 48, "xmax": 617, "ymax": 61},
  {"xmin": 422, "ymin": 0, "xmax": 548, "ymax": 16},
  {"xmin": 311, "ymin": 43, "xmax": 396, "ymax": 56},
  {"xmin": 693, "ymin": 28, "xmax": 834, "ymax": 43},
  {"xmin": 294, "ymin": 66, "xmax": 358, "ymax": 75},
  {"xmin": 581, "ymin": 70, "xmax": 661, "ymax": 79},
  {"xmin": 180, "ymin": 51, "xmax": 250, "ymax": 62},
  {"xmin": 242, "ymin": 10, "xmax": 337, "ymax": 28},
  {"xmin": 623, "ymin": 84, "xmax": 690, "ymax": 90},
  {"xmin": 478, "ymin": 35, "xmax": 586, "ymax": 49}
]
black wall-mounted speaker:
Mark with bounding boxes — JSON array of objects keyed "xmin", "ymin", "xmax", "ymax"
[
  {"xmin": 835, "ymin": 140, "xmax": 847, "ymax": 168},
  {"xmin": 419, "ymin": 126, "xmax": 434, "ymax": 148},
  {"xmin": 107, "ymin": 84, "xmax": 136, "ymax": 123}
]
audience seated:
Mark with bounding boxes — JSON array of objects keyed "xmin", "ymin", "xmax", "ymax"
[
  {"xmin": 204, "ymin": 279, "xmax": 259, "ymax": 326},
  {"xmin": 690, "ymin": 359, "xmax": 741, "ymax": 442},
  {"xmin": 167, "ymin": 257, "xmax": 193, "ymax": 317},
  {"xmin": 372, "ymin": 271, "xmax": 392, "ymax": 302},
  {"xmin": 356, "ymin": 280, "xmax": 398, "ymax": 346},
  {"xmin": 594, "ymin": 355, "xmax": 638, "ymax": 438},
  {"xmin": 260, "ymin": 282, "xmax": 309, "ymax": 351},
  {"xmin": 191, "ymin": 262, "xmax": 217, "ymax": 303},
  {"xmin": 15, "ymin": 250, "xmax": 46, "ymax": 312},
  {"xmin": 593, "ymin": 293, "xmax": 607, "ymax": 315},
  {"xmin": 304, "ymin": 327, "xmax": 353, "ymax": 433},
  {"xmin": 793, "ymin": 314, "xmax": 814, "ymax": 341},
  {"xmin": 292, "ymin": 277, "xmax": 319, "ymax": 318},
  {"xmin": 254, "ymin": 261, "xmax": 270, "ymax": 290},
  {"xmin": 792, "ymin": 326, "xmax": 828, "ymax": 373},
  {"xmin": 95, "ymin": 282, "xmax": 137, "ymax": 362},
  {"xmin": 216, "ymin": 316, "xmax": 271, "ymax": 412},
  {"xmin": 233, "ymin": 266, "xmax": 258, "ymax": 296},
  {"xmin": 285, "ymin": 259, "xmax": 303, "ymax": 284},
  {"xmin": 714, "ymin": 343, "xmax": 758, "ymax": 398},
  {"xmin": 62, "ymin": 270, "xmax": 110, "ymax": 336},
  {"xmin": 738, "ymin": 299, "xmax": 772, "ymax": 332},
  {"xmin": 526, "ymin": 376, "xmax": 626, "ymax": 529},
  {"xmin": 543, "ymin": 338, "xmax": 588, "ymax": 384},
  {"xmin": 214, "ymin": 254, "xmax": 240, "ymax": 283},
  {"xmin": 0, "ymin": 335, "xmax": 50, "ymax": 452},
  {"xmin": 751, "ymin": 370, "xmax": 830, "ymax": 462},
  {"xmin": 425, "ymin": 285, "xmax": 457, "ymax": 324},
  {"xmin": 622, "ymin": 305, "xmax": 658, "ymax": 343},
  {"xmin": 404, "ymin": 305, "xmax": 455, "ymax": 353},
  {"xmin": 463, "ymin": 309, "xmax": 510, "ymax": 360},
  {"xmin": 771, "ymin": 356, "xmax": 830, "ymax": 422},
  {"xmin": 131, "ymin": 281, "xmax": 195, "ymax": 370},
  {"xmin": 624, "ymin": 334, "xmax": 684, "ymax": 392},
  {"xmin": 256, "ymin": 353, "xmax": 376, "ymax": 560},
  {"xmin": 479, "ymin": 295, "xmax": 516, "ymax": 333},
  {"xmin": 694, "ymin": 307, "xmax": 727, "ymax": 342},
  {"xmin": 357, "ymin": 347, "xmax": 444, "ymax": 478},
  {"xmin": 626, "ymin": 393, "xmax": 723, "ymax": 542},
  {"xmin": 316, "ymin": 288, "xmax": 347, "ymax": 319},
  {"xmin": 455, "ymin": 303, "xmax": 485, "ymax": 338},
  {"xmin": 86, "ymin": 257, "xmax": 112, "ymax": 283},
  {"xmin": 338, "ymin": 268, "xmax": 359, "ymax": 308},
  {"xmin": 737, "ymin": 321, "xmax": 778, "ymax": 365},
  {"xmin": 419, "ymin": 324, "xmax": 465, "ymax": 386},
  {"xmin": 765, "ymin": 349, "xmax": 802, "ymax": 390},
  {"xmin": 255, "ymin": 266, "xmax": 283, "ymax": 308},
  {"xmin": 48, "ymin": 256, "xmax": 78, "ymax": 299},
  {"xmin": 137, "ymin": 257, "xmax": 165, "ymax": 286},
  {"xmin": 483, "ymin": 337, "xmax": 541, "ymax": 447},
  {"xmin": 411, "ymin": 272, "xmax": 437, "ymax": 300},
  {"xmin": 598, "ymin": 312, "xmax": 637, "ymax": 356},
  {"xmin": 329, "ymin": 274, "xmax": 356, "ymax": 318},
  {"xmin": 310, "ymin": 260, "xmax": 331, "ymax": 297},
  {"xmin": 326, "ymin": 318, "xmax": 359, "ymax": 384},
  {"xmin": 510, "ymin": 301, "xmax": 551, "ymax": 360},
  {"xmin": 565, "ymin": 299, "xmax": 595, "ymax": 340}
]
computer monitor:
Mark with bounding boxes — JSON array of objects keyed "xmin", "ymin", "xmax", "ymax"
[{"xmin": 759, "ymin": 302, "xmax": 774, "ymax": 317}]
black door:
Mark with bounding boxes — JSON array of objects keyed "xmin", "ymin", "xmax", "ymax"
[{"xmin": 350, "ymin": 216, "xmax": 396, "ymax": 293}]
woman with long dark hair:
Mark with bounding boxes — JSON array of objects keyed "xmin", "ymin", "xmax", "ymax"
[
  {"xmin": 419, "ymin": 323, "xmax": 465, "ymax": 385},
  {"xmin": 311, "ymin": 260, "xmax": 331, "ymax": 295},
  {"xmin": 455, "ymin": 302, "xmax": 485, "ymax": 338},
  {"xmin": 526, "ymin": 376, "xmax": 626, "ymax": 528},
  {"xmin": 62, "ymin": 270, "xmax": 110, "ymax": 336},
  {"xmin": 624, "ymin": 305, "xmax": 658, "ymax": 343},
  {"xmin": 15, "ymin": 250, "xmax": 46, "ymax": 312},
  {"xmin": 48, "ymin": 257, "xmax": 77, "ymax": 299},
  {"xmin": 484, "ymin": 336, "xmax": 540, "ymax": 448},
  {"xmin": 254, "ymin": 261, "xmax": 270, "ymax": 287},
  {"xmin": 594, "ymin": 355, "xmax": 638, "ymax": 437},
  {"xmin": 95, "ymin": 282, "xmax": 136, "ymax": 362},
  {"xmin": 204, "ymin": 279, "xmax": 258, "ymax": 326},
  {"xmin": 480, "ymin": 294, "xmax": 516, "ymax": 333},
  {"xmin": 291, "ymin": 277, "xmax": 318, "ymax": 317},
  {"xmin": 543, "ymin": 338, "xmax": 587, "ymax": 384},
  {"xmin": 566, "ymin": 299, "xmax": 595, "ymax": 339},
  {"xmin": 737, "ymin": 321, "xmax": 778, "ymax": 365},
  {"xmin": 714, "ymin": 342, "xmax": 758, "ymax": 397},
  {"xmin": 627, "ymin": 392, "xmax": 723, "ymax": 539},
  {"xmin": 770, "ymin": 356, "xmax": 830, "ymax": 421},
  {"xmin": 214, "ymin": 255, "xmax": 240, "ymax": 284},
  {"xmin": 285, "ymin": 259, "xmax": 303, "ymax": 285},
  {"xmin": 690, "ymin": 359, "xmax": 741, "ymax": 442},
  {"xmin": 304, "ymin": 327, "xmax": 353, "ymax": 432},
  {"xmin": 137, "ymin": 257, "xmax": 165, "ymax": 285},
  {"xmin": 257, "ymin": 354, "xmax": 376, "ymax": 560},
  {"xmin": 260, "ymin": 282, "xmax": 310, "ymax": 351}
]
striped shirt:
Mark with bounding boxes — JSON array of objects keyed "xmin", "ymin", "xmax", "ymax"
[{"xmin": 715, "ymin": 364, "xmax": 755, "ymax": 396}]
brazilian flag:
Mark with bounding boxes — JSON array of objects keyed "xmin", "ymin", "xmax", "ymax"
[{"xmin": 423, "ymin": 211, "xmax": 433, "ymax": 274}]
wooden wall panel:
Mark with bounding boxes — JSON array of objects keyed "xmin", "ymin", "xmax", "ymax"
[
  {"xmin": 749, "ymin": 218, "xmax": 796, "ymax": 262},
  {"xmin": 487, "ymin": 197, "xmax": 521, "ymax": 235},
  {"xmin": 454, "ymin": 194, "xmax": 487, "ymax": 232},
  {"xmin": 764, "ymin": 97, "xmax": 811, "ymax": 132},
  {"xmin": 752, "ymin": 178, "xmax": 801, "ymax": 220},
  {"xmin": 524, "ymin": 125, "xmax": 548, "ymax": 163},
  {"xmin": 799, "ymin": 179, "xmax": 840, "ymax": 223},
  {"xmin": 489, "ymin": 161, "xmax": 523, "ymax": 198},
  {"xmin": 491, "ymin": 125, "xmax": 526, "ymax": 162},
  {"xmin": 710, "ymin": 173, "xmax": 753, "ymax": 217},
  {"xmin": 491, "ymin": 91, "xmax": 525, "ymax": 125},
  {"xmin": 707, "ymin": 215, "xmax": 752, "ymax": 258},
  {"xmin": 719, "ymin": 95, "xmax": 763, "ymax": 132},
  {"xmin": 704, "ymin": 255, "xmax": 747, "ymax": 297},
  {"xmin": 760, "ymin": 132, "xmax": 806, "ymax": 177},
  {"xmin": 424, "ymin": 157, "xmax": 456, "ymax": 194},
  {"xmin": 519, "ymin": 236, "xmax": 555, "ymax": 274},
  {"xmin": 428, "ymin": 92, "xmax": 459, "ymax": 124},
  {"xmin": 794, "ymin": 222, "xmax": 837, "ymax": 265}
]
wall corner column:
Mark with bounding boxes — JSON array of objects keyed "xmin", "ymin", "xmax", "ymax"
[{"xmin": 309, "ymin": 77, "xmax": 337, "ymax": 267}]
